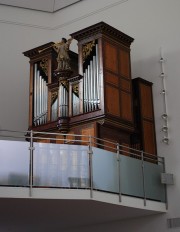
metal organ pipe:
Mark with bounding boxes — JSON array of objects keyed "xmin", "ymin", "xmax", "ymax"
[
  {"xmin": 93, "ymin": 56, "xmax": 97, "ymax": 110},
  {"xmin": 83, "ymin": 71, "xmax": 86, "ymax": 112},
  {"xmin": 33, "ymin": 64, "xmax": 48, "ymax": 126},
  {"xmin": 85, "ymin": 69, "xmax": 88, "ymax": 112},
  {"xmin": 63, "ymin": 84, "xmax": 66, "ymax": 116},
  {"xmin": 90, "ymin": 60, "xmax": 93, "ymax": 111},
  {"xmin": 36, "ymin": 70, "xmax": 40, "ymax": 125},
  {"xmin": 51, "ymin": 98, "xmax": 58, "ymax": 121},
  {"xmin": 58, "ymin": 84, "xmax": 62, "ymax": 117},
  {"xmin": 96, "ymin": 44, "xmax": 100, "ymax": 108},
  {"xmin": 83, "ymin": 43, "xmax": 100, "ymax": 113},
  {"xmin": 34, "ymin": 64, "xmax": 37, "ymax": 125},
  {"xmin": 58, "ymin": 83, "xmax": 68, "ymax": 117},
  {"xmin": 39, "ymin": 75, "xmax": 42, "ymax": 124},
  {"xmin": 72, "ymin": 92, "xmax": 80, "ymax": 116},
  {"xmin": 87, "ymin": 65, "xmax": 90, "ymax": 111}
]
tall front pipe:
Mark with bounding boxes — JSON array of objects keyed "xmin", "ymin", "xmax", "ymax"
[
  {"xmin": 85, "ymin": 69, "xmax": 88, "ymax": 112},
  {"xmin": 39, "ymin": 74, "xmax": 42, "ymax": 122},
  {"xmin": 63, "ymin": 85, "xmax": 66, "ymax": 116},
  {"xmin": 65, "ymin": 86, "xmax": 68, "ymax": 116},
  {"xmin": 33, "ymin": 64, "xmax": 37, "ymax": 125},
  {"xmin": 93, "ymin": 56, "xmax": 97, "ymax": 110},
  {"xmin": 36, "ymin": 70, "xmax": 40, "ymax": 125},
  {"xmin": 96, "ymin": 44, "xmax": 100, "ymax": 107},
  {"xmin": 87, "ymin": 65, "xmax": 91, "ymax": 111},
  {"xmin": 83, "ymin": 72, "xmax": 86, "ymax": 113},
  {"xmin": 42, "ymin": 79, "xmax": 46, "ymax": 123},
  {"xmin": 58, "ymin": 84, "xmax": 62, "ymax": 117},
  {"xmin": 90, "ymin": 60, "xmax": 93, "ymax": 111}
]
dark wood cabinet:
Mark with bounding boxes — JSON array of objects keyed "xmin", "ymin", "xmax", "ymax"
[
  {"xmin": 23, "ymin": 22, "xmax": 157, "ymax": 158},
  {"xmin": 132, "ymin": 77, "xmax": 157, "ymax": 156}
]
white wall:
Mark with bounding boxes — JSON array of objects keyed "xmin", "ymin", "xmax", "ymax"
[
  {"xmin": 0, "ymin": 0, "xmax": 180, "ymax": 231},
  {"xmin": 0, "ymin": 5, "xmax": 53, "ymax": 131}
]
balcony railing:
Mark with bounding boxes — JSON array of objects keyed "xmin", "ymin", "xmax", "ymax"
[{"xmin": 0, "ymin": 130, "xmax": 166, "ymax": 205}]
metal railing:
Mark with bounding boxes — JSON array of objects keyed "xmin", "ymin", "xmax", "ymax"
[{"xmin": 0, "ymin": 129, "xmax": 167, "ymax": 206}]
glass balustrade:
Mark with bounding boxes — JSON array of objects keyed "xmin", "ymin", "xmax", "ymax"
[{"xmin": 0, "ymin": 130, "xmax": 166, "ymax": 203}]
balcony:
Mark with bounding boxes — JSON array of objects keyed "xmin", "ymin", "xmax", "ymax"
[{"xmin": 0, "ymin": 130, "xmax": 167, "ymax": 231}]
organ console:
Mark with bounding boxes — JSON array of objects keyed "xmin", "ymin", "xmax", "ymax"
[{"xmin": 23, "ymin": 22, "xmax": 157, "ymax": 157}]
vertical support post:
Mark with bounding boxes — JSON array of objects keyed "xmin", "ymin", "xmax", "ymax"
[
  {"xmin": 29, "ymin": 130, "xmax": 34, "ymax": 197},
  {"xmin": 88, "ymin": 136, "xmax": 93, "ymax": 198},
  {"xmin": 117, "ymin": 143, "xmax": 122, "ymax": 202},
  {"xmin": 162, "ymin": 157, "xmax": 168, "ymax": 209},
  {"xmin": 141, "ymin": 150, "xmax": 146, "ymax": 206}
]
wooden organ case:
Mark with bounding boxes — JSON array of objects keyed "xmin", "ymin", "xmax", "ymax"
[{"xmin": 23, "ymin": 22, "xmax": 157, "ymax": 156}]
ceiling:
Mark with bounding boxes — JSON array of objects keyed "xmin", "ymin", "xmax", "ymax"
[
  {"xmin": 0, "ymin": 197, "xmax": 158, "ymax": 231},
  {"xmin": 0, "ymin": 0, "xmax": 83, "ymax": 13}
]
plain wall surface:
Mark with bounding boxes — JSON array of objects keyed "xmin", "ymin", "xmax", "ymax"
[{"xmin": 0, "ymin": 0, "xmax": 180, "ymax": 231}]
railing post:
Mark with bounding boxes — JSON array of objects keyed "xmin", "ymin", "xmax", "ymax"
[
  {"xmin": 29, "ymin": 130, "xmax": 34, "ymax": 197},
  {"xmin": 88, "ymin": 135, "xmax": 93, "ymax": 198},
  {"xmin": 117, "ymin": 143, "xmax": 122, "ymax": 202},
  {"xmin": 162, "ymin": 157, "xmax": 168, "ymax": 209},
  {"xmin": 141, "ymin": 150, "xmax": 146, "ymax": 206}
]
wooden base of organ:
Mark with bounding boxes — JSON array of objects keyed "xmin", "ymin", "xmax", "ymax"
[{"xmin": 23, "ymin": 22, "xmax": 157, "ymax": 158}]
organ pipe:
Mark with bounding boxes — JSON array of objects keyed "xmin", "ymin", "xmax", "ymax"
[
  {"xmin": 33, "ymin": 64, "xmax": 48, "ymax": 126},
  {"xmin": 96, "ymin": 44, "xmax": 100, "ymax": 107},
  {"xmin": 51, "ymin": 98, "xmax": 58, "ymax": 121},
  {"xmin": 58, "ymin": 82, "xmax": 69, "ymax": 117},
  {"xmin": 83, "ymin": 42, "xmax": 100, "ymax": 113},
  {"xmin": 34, "ymin": 64, "xmax": 37, "ymax": 125}
]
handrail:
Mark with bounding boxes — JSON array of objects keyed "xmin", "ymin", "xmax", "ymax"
[{"xmin": 0, "ymin": 129, "xmax": 164, "ymax": 162}]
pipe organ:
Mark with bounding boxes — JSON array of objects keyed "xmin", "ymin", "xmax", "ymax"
[{"xmin": 24, "ymin": 22, "xmax": 157, "ymax": 157}]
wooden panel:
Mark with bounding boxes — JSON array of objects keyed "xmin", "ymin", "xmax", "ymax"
[
  {"xmin": 105, "ymin": 71, "xmax": 119, "ymax": 86},
  {"xmin": 103, "ymin": 138, "xmax": 117, "ymax": 153},
  {"xmin": 143, "ymin": 120, "xmax": 156, "ymax": 155},
  {"xmin": 119, "ymin": 50, "xmax": 130, "ymax": 78},
  {"xmin": 80, "ymin": 123, "xmax": 96, "ymax": 145},
  {"xmin": 140, "ymin": 83, "xmax": 153, "ymax": 119},
  {"xmin": 120, "ymin": 91, "xmax": 133, "ymax": 121},
  {"xmin": 56, "ymin": 134, "xmax": 64, "ymax": 144},
  {"xmin": 97, "ymin": 124, "xmax": 131, "ymax": 154},
  {"xmin": 106, "ymin": 85, "xmax": 120, "ymax": 116},
  {"xmin": 121, "ymin": 143, "xmax": 130, "ymax": 156},
  {"xmin": 104, "ymin": 41, "xmax": 118, "ymax": 73},
  {"xmin": 120, "ymin": 78, "xmax": 131, "ymax": 91},
  {"xmin": 66, "ymin": 132, "xmax": 75, "ymax": 144},
  {"xmin": 36, "ymin": 138, "xmax": 50, "ymax": 143}
]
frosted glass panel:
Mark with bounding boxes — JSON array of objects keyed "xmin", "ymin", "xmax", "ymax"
[
  {"xmin": 92, "ymin": 147, "xmax": 119, "ymax": 193},
  {"xmin": 120, "ymin": 155, "xmax": 144, "ymax": 197},
  {"xmin": 144, "ymin": 161, "xmax": 166, "ymax": 202},
  {"xmin": 0, "ymin": 140, "xmax": 29, "ymax": 186},
  {"xmin": 33, "ymin": 143, "xmax": 89, "ymax": 188}
]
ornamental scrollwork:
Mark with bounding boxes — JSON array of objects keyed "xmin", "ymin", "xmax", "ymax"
[
  {"xmin": 51, "ymin": 91, "xmax": 58, "ymax": 105},
  {"xmin": 72, "ymin": 84, "xmax": 79, "ymax": 96},
  {"xmin": 40, "ymin": 59, "xmax": 48, "ymax": 76},
  {"xmin": 82, "ymin": 40, "xmax": 95, "ymax": 63},
  {"xmin": 60, "ymin": 80, "xmax": 69, "ymax": 89}
]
